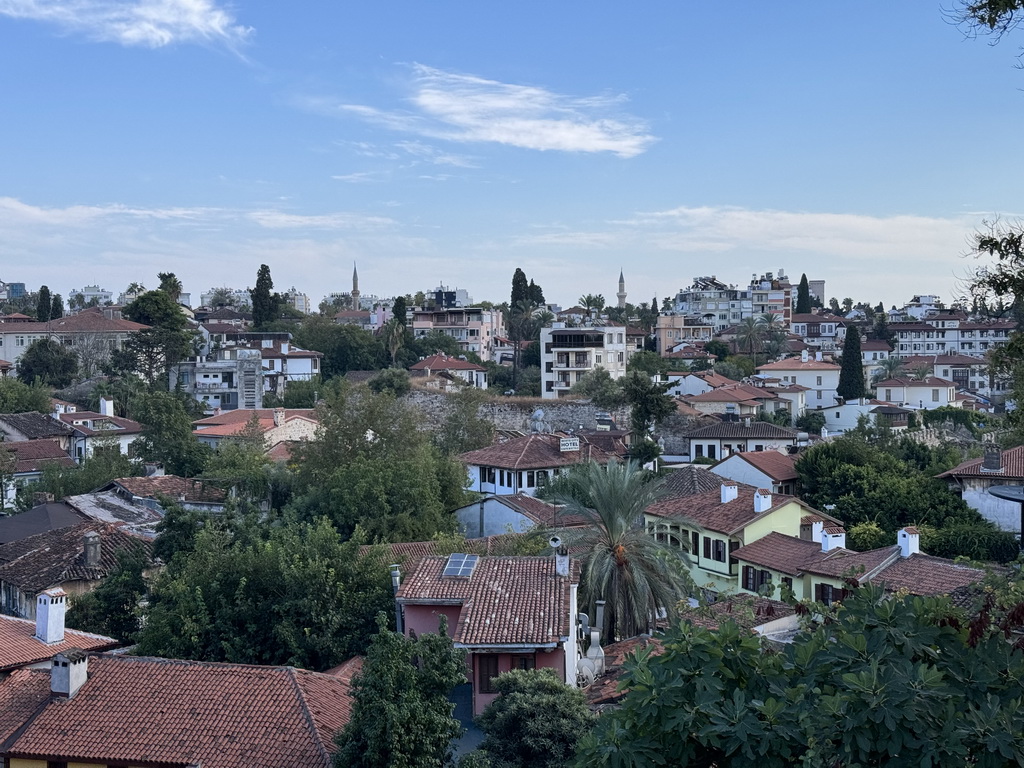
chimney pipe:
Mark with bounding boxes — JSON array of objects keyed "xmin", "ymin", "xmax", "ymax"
[
  {"xmin": 99, "ymin": 397, "xmax": 115, "ymax": 417},
  {"xmin": 35, "ymin": 588, "xmax": 67, "ymax": 645},
  {"xmin": 821, "ymin": 526, "xmax": 846, "ymax": 552},
  {"xmin": 754, "ymin": 489, "xmax": 772, "ymax": 514},
  {"xmin": 982, "ymin": 444, "xmax": 1004, "ymax": 474},
  {"xmin": 83, "ymin": 531, "xmax": 101, "ymax": 568},
  {"xmin": 810, "ymin": 519, "xmax": 824, "ymax": 544},
  {"xmin": 595, "ymin": 600, "xmax": 606, "ymax": 636},
  {"xmin": 390, "ymin": 564, "xmax": 404, "ymax": 634},
  {"xmin": 721, "ymin": 484, "xmax": 738, "ymax": 503}
]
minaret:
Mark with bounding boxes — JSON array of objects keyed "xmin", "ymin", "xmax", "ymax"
[
  {"xmin": 617, "ymin": 269, "xmax": 627, "ymax": 309},
  {"xmin": 351, "ymin": 262, "xmax": 360, "ymax": 306}
]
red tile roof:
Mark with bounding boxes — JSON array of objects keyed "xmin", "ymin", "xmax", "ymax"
[
  {"xmin": 874, "ymin": 376, "xmax": 956, "ymax": 388},
  {"xmin": 410, "ymin": 353, "xmax": 486, "ymax": 372},
  {"xmin": 55, "ymin": 411, "xmax": 142, "ymax": 436},
  {"xmin": 0, "ymin": 308, "xmax": 148, "ymax": 334},
  {"xmin": 0, "ymin": 522, "xmax": 152, "ymax": 595},
  {"xmin": 936, "ymin": 445, "xmax": 1024, "ymax": 480},
  {"xmin": 0, "ymin": 669, "xmax": 50, "ymax": 745},
  {"xmin": 0, "ymin": 612, "xmax": 118, "ymax": 671},
  {"xmin": 3, "ymin": 440, "xmax": 76, "ymax": 473},
  {"xmin": 683, "ymin": 421, "xmax": 799, "ymax": 440},
  {"xmin": 679, "ymin": 595, "xmax": 796, "ymax": 630},
  {"xmin": 397, "ymin": 555, "xmax": 575, "ymax": 646},
  {"xmin": 459, "ymin": 433, "xmax": 619, "ymax": 471},
  {"xmin": 645, "ymin": 484, "xmax": 810, "ymax": 535},
  {"xmin": 872, "ymin": 553, "xmax": 986, "ymax": 596},
  {"xmin": 1, "ymin": 655, "xmax": 351, "ymax": 768},
  {"xmin": 757, "ymin": 358, "xmax": 840, "ymax": 372},
  {"xmin": 112, "ymin": 475, "xmax": 227, "ymax": 504}
]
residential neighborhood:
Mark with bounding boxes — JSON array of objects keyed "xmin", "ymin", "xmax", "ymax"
[{"xmin": 4, "ymin": 0, "xmax": 1024, "ymax": 763}]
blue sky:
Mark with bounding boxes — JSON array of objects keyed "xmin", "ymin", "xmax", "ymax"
[{"xmin": 1, "ymin": 0, "xmax": 1022, "ymax": 309}]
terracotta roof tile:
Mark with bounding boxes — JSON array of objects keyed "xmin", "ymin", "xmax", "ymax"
[
  {"xmin": 0, "ymin": 668, "xmax": 51, "ymax": 744},
  {"xmin": 937, "ymin": 445, "xmax": 1024, "ymax": 480},
  {"xmin": 680, "ymin": 594, "xmax": 796, "ymax": 630},
  {"xmin": 660, "ymin": 465, "xmax": 723, "ymax": 498},
  {"xmin": 717, "ymin": 451, "xmax": 798, "ymax": 482},
  {"xmin": 872, "ymin": 553, "xmax": 986, "ymax": 596},
  {"xmin": 0, "ymin": 612, "xmax": 118, "ymax": 671},
  {"xmin": 646, "ymin": 484, "xmax": 803, "ymax": 535},
  {"xmin": 3, "ymin": 440, "xmax": 76, "ymax": 473},
  {"xmin": 2, "ymin": 655, "xmax": 349, "ymax": 768},
  {"xmin": 586, "ymin": 636, "xmax": 663, "ymax": 707},
  {"xmin": 731, "ymin": 532, "xmax": 825, "ymax": 576},
  {"xmin": 0, "ymin": 412, "xmax": 73, "ymax": 440},
  {"xmin": 0, "ymin": 522, "xmax": 152, "ymax": 596},
  {"xmin": 410, "ymin": 353, "xmax": 486, "ymax": 372},
  {"xmin": 112, "ymin": 475, "xmax": 227, "ymax": 504},
  {"xmin": 458, "ymin": 433, "xmax": 619, "ymax": 471},
  {"xmin": 55, "ymin": 411, "xmax": 143, "ymax": 436},
  {"xmin": 397, "ymin": 556, "xmax": 575, "ymax": 646},
  {"xmin": 683, "ymin": 422, "xmax": 799, "ymax": 440},
  {"xmin": 757, "ymin": 358, "xmax": 840, "ymax": 372}
]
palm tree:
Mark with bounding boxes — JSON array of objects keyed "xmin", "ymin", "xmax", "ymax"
[
  {"xmin": 735, "ymin": 316, "xmax": 766, "ymax": 362},
  {"xmin": 383, "ymin": 317, "xmax": 407, "ymax": 365},
  {"xmin": 578, "ymin": 294, "xmax": 605, "ymax": 320},
  {"xmin": 552, "ymin": 460, "xmax": 694, "ymax": 641},
  {"xmin": 872, "ymin": 356, "xmax": 906, "ymax": 385}
]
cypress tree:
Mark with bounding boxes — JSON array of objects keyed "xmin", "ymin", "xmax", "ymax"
[
  {"xmin": 50, "ymin": 294, "xmax": 64, "ymax": 319},
  {"xmin": 250, "ymin": 264, "xmax": 276, "ymax": 328},
  {"xmin": 527, "ymin": 278, "xmax": 545, "ymax": 305},
  {"xmin": 36, "ymin": 285, "xmax": 51, "ymax": 322},
  {"xmin": 796, "ymin": 274, "xmax": 812, "ymax": 314},
  {"xmin": 837, "ymin": 326, "xmax": 866, "ymax": 401},
  {"xmin": 511, "ymin": 268, "xmax": 529, "ymax": 307}
]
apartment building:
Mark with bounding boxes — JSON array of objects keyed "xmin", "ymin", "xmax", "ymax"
[
  {"xmin": 411, "ymin": 306, "xmax": 504, "ymax": 362},
  {"xmin": 540, "ymin": 323, "xmax": 629, "ymax": 399}
]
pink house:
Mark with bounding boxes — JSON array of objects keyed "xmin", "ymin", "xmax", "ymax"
[{"xmin": 395, "ymin": 553, "xmax": 579, "ymax": 716}]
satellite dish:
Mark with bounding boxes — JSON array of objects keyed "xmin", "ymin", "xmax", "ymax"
[
  {"xmin": 549, "ymin": 535, "xmax": 563, "ymax": 549},
  {"xmin": 532, "ymin": 408, "xmax": 545, "ymax": 421}
]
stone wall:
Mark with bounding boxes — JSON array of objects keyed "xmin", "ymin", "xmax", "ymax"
[{"xmin": 404, "ymin": 390, "xmax": 630, "ymax": 433}]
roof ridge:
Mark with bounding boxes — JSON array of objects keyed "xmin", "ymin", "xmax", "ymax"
[{"xmin": 284, "ymin": 667, "xmax": 333, "ymax": 768}]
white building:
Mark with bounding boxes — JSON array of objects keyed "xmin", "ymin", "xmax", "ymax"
[
  {"xmin": 540, "ymin": 323, "xmax": 629, "ymax": 399},
  {"xmin": 68, "ymin": 286, "xmax": 113, "ymax": 307},
  {"xmin": 874, "ymin": 377, "xmax": 960, "ymax": 410},
  {"xmin": 756, "ymin": 351, "xmax": 841, "ymax": 410}
]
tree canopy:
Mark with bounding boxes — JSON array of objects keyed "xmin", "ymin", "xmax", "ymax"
[
  {"xmin": 36, "ymin": 285, "xmax": 51, "ymax": 322},
  {"xmin": 250, "ymin": 264, "xmax": 281, "ymax": 328},
  {"xmin": 577, "ymin": 584, "xmax": 1024, "ymax": 767},
  {"xmin": 836, "ymin": 325, "xmax": 865, "ymax": 401},
  {"xmin": 17, "ymin": 339, "xmax": 79, "ymax": 388},
  {"xmin": 136, "ymin": 518, "xmax": 393, "ymax": 670},
  {"xmin": 334, "ymin": 614, "xmax": 465, "ymax": 768},
  {"xmin": 795, "ymin": 273, "xmax": 811, "ymax": 315}
]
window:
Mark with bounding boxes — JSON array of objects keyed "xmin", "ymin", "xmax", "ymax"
[
  {"xmin": 742, "ymin": 566, "xmax": 772, "ymax": 592},
  {"xmin": 816, "ymin": 376, "xmax": 822, "ymax": 386},
  {"xmin": 815, "ymin": 583, "xmax": 847, "ymax": 606},
  {"xmin": 595, "ymin": 353, "xmax": 602, "ymax": 364},
  {"xmin": 479, "ymin": 655, "xmax": 499, "ymax": 693},
  {"xmin": 932, "ymin": 389, "xmax": 939, "ymax": 402},
  {"xmin": 713, "ymin": 539, "xmax": 726, "ymax": 563},
  {"xmin": 15, "ymin": 335, "xmax": 25, "ymax": 347},
  {"xmin": 707, "ymin": 445, "xmax": 717, "ymax": 459},
  {"xmin": 694, "ymin": 444, "xmax": 704, "ymax": 458},
  {"xmin": 510, "ymin": 654, "xmax": 536, "ymax": 671},
  {"xmin": 526, "ymin": 470, "xmax": 535, "ymax": 488},
  {"xmin": 885, "ymin": 389, "xmax": 892, "ymax": 401},
  {"xmin": 702, "ymin": 536, "xmax": 711, "ymax": 559},
  {"xmin": 691, "ymin": 530, "xmax": 699, "ymax": 555}
]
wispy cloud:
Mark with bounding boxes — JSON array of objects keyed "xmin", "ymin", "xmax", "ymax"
[
  {"xmin": 320, "ymin": 64, "xmax": 655, "ymax": 158},
  {"xmin": 247, "ymin": 210, "xmax": 394, "ymax": 229},
  {"xmin": 0, "ymin": 0, "xmax": 251, "ymax": 49},
  {"xmin": 330, "ymin": 171, "xmax": 387, "ymax": 184}
]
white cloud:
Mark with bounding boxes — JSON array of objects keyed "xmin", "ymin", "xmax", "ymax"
[
  {"xmin": 331, "ymin": 64, "xmax": 656, "ymax": 158},
  {"xmin": 330, "ymin": 171, "xmax": 387, "ymax": 184},
  {"xmin": 0, "ymin": 0, "xmax": 251, "ymax": 48},
  {"xmin": 247, "ymin": 210, "xmax": 394, "ymax": 229}
]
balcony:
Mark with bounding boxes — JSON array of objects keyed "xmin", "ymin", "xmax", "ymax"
[{"xmin": 554, "ymin": 354, "xmax": 591, "ymax": 370}]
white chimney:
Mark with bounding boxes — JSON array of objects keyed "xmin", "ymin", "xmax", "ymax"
[
  {"xmin": 898, "ymin": 527, "xmax": 920, "ymax": 558},
  {"xmin": 35, "ymin": 588, "xmax": 67, "ymax": 645},
  {"xmin": 721, "ymin": 484, "xmax": 738, "ymax": 503},
  {"xmin": 273, "ymin": 408, "xmax": 285, "ymax": 427},
  {"xmin": 801, "ymin": 349, "xmax": 809, "ymax": 363},
  {"xmin": 50, "ymin": 649, "xmax": 88, "ymax": 698},
  {"xmin": 99, "ymin": 397, "xmax": 115, "ymax": 417},
  {"xmin": 815, "ymin": 350, "xmax": 823, "ymax": 362},
  {"xmin": 810, "ymin": 520, "xmax": 824, "ymax": 544},
  {"xmin": 753, "ymin": 489, "xmax": 772, "ymax": 513},
  {"xmin": 821, "ymin": 526, "xmax": 846, "ymax": 552},
  {"xmin": 281, "ymin": 341, "xmax": 290, "ymax": 354}
]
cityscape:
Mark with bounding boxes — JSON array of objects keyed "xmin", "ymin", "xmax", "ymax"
[{"xmin": 2, "ymin": 1, "xmax": 1024, "ymax": 767}]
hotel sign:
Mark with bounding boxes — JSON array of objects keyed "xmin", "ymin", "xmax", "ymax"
[{"xmin": 559, "ymin": 437, "xmax": 580, "ymax": 452}]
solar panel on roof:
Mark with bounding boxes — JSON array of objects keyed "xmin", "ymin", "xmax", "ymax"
[{"xmin": 442, "ymin": 553, "xmax": 479, "ymax": 578}]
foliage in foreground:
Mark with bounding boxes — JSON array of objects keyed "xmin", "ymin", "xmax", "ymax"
[
  {"xmin": 136, "ymin": 517, "xmax": 393, "ymax": 671},
  {"xmin": 576, "ymin": 585, "xmax": 1024, "ymax": 767},
  {"xmin": 334, "ymin": 614, "xmax": 466, "ymax": 768},
  {"xmin": 471, "ymin": 669, "xmax": 595, "ymax": 768}
]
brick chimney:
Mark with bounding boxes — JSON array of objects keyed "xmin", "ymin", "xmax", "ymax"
[
  {"xmin": 273, "ymin": 408, "xmax": 285, "ymax": 428},
  {"xmin": 83, "ymin": 531, "xmax": 101, "ymax": 568},
  {"xmin": 35, "ymin": 588, "xmax": 67, "ymax": 645},
  {"xmin": 754, "ymin": 489, "xmax": 772, "ymax": 514},
  {"xmin": 721, "ymin": 484, "xmax": 738, "ymax": 503},
  {"xmin": 821, "ymin": 525, "xmax": 846, "ymax": 552},
  {"xmin": 51, "ymin": 649, "xmax": 88, "ymax": 698},
  {"xmin": 898, "ymin": 527, "xmax": 920, "ymax": 558}
]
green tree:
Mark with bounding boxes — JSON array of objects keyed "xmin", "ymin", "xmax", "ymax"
[
  {"xmin": 17, "ymin": 339, "xmax": 79, "ymax": 388},
  {"xmin": 368, "ymin": 367, "xmax": 411, "ymax": 397},
  {"xmin": 571, "ymin": 368, "xmax": 626, "ymax": 410},
  {"xmin": 576, "ymin": 584, "xmax": 1024, "ymax": 767},
  {"xmin": 334, "ymin": 613, "xmax": 466, "ymax": 768},
  {"xmin": 554, "ymin": 460, "xmax": 692, "ymax": 640},
  {"xmin": 578, "ymin": 294, "xmax": 606, "ymax": 319},
  {"xmin": 391, "ymin": 295, "xmax": 408, "ymax": 326},
  {"xmin": 382, "ymin": 316, "xmax": 407, "ymax": 365},
  {"xmin": 510, "ymin": 268, "xmax": 530, "ymax": 308},
  {"xmin": 120, "ymin": 290, "xmax": 197, "ymax": 385},
  {"xmin": 836, "ymin": 326, "xmax": 866, "ymax": 401},
  {"xmin": 474, "ymin": 669, "xmax": 595, "ymax": 768},
  {"xmin": 625, "ymin": 350, "xmax": 666, "ymax": 377},
  {"xmin": 137, "ymin": 518, "xmax": 393, "ymax": 670},
  {"xmin": 433, "ymin": 388, "xmax": 495, "ymax": 456},
  {"xmin": 16, "ymin": 436, "xmax": 139, "ymax": 509},
  {"xmin": 705, "ymin": 339, "xmax": 730, "ymax": 362},
  {"xmin": 872, "ymin": 355, "xmax": 905, "ymax": 384},
  {"xmin": 294, "ymin": 316, "xmax": 388, "ymax": 379},
  {"xmin": 620, "ymin": 370, "xmax": 674, "ymax": 436},
  {"xmin": 36, "ymin": 285, "xmax": 51, "ymax": 322},
  {"xmin": 795, "ymin": 273, "xmax": 811, "ymax": 314},
  {"xmin": 66, "ymin": 548, "xmax": 147, "ymax": 642},
  {"xmin": 250, "ymin": 264, "xmax": 282, "ymax": 328},
  {"xmin": 846, "ymin": 520, "xmax": 892, "ymax": 551},
  {"xmin": 50, "ymin": 293, "xmax": 64, "ymax": 319},
  {"xmin": 288, "ymin": 387, "xmax": 466, "ymax": 541},
  {"xmin": 735, "ymin": 316, "xmax": 765, "ymax": 361},
  {"xmin": 528, "ymin": 278, "xmax": 545, "ymax": 306},
  {"xmin": 157, "ymin": 272, "xmax": 183, "ymax": 304},
  {"xmin": 131, "ymin": 391, "xmax": 211, "ymax": 477}
]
